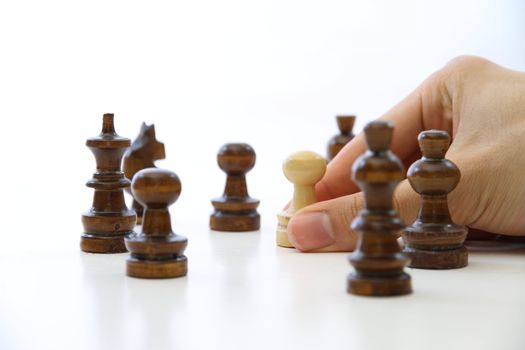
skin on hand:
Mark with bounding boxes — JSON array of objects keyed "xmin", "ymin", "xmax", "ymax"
[{"xmin": 287, "ymin": 55, "xmax": 525, "ymax": 252}]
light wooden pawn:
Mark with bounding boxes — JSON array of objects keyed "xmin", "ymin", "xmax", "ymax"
[{"xmin": 277, "ymin": 151, "xmax": 326, "ymax": 248}]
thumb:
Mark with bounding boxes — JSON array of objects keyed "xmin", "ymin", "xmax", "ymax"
[{"xmin": 287, "ymin": 180, "xmax": 419, "ymax": 252}]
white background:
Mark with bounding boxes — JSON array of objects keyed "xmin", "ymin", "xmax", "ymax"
[
  {"xmin": 0, "ymin": 0, "xmax": 524, "ymax": 223},
  {"xmin": 0, "ymin": 1, "xmax": 524, "ymax": 349}
]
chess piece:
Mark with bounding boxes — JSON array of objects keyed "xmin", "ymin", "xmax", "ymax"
[
  {"xmin": 210, "ymin": 143, "xmax": 260, "ymax": 232},
  {"xmin": 402, "ymin": 130, "xmax": 468, "ymax": 269},
  {"xmin": 123, "ymin": 123, "xmax": 166, "ymax": 225},
  {"xmin": 347, "ymin": 121, "xmax": 412, "ymax": 296},
  {"xmin": 125, "ymin": 168, "xmax": 188, "ymax": 278},
  {"xmin": 81, "ymin": 113, "xmax": 136, "ymax": 253},
  {"xmin": 276, "ymin": 151, "xmax": 326, "ymax": 248},
  {"xmin": 327, "ymin": 115, "xmax": 356, "ymax": 161}
]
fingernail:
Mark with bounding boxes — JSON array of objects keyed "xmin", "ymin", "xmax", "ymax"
[{"xmin": 288, "ymin": 212, "xmax": 335, "ymax": 251}]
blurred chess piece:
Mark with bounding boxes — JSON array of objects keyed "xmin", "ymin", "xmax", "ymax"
[
  {"xmin": 347, "ymin": 121, "xmax": 412, "ymax": 296},
  {"xmin": 277, "ymin": 151, "xmax": 326, "ymax": 248},
  {"xmin": 327, "ymin": 115, "xmax": 356, "ymax": 161}
]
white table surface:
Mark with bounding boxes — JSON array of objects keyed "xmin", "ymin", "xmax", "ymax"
[
  {"xmin": 1, "ymin": 3, "xmax": 524, "ymax": 348},
  {"xmin": 1, "ymin": 213, "xmax": 524, "ymax": 350}
]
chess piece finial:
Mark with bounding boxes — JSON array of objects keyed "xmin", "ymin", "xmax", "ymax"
[
  {"xmin": 276, "ymin": 151, "xmax": 326, "ymax": 248},
  {"xmin": 81, "ymin": 113, "xmax": 136, "ymax": 253},
  {"xmin": 125, "ymin": 168, "xmax": 188, "ymax": 278},
  {"xmin": 327, "ymin": 115, "xmax": 356, "ymax": 161},
  {"xmin": 210, "ymin": 143, "xmax": 260, "ymax": 232},
  {"xmin": 123, "ymin": 123, "xmax": 166, "ymax": 225},
  {"xmin": 402, "ymin": 130, "xmax": 468, "ymax": 269},
  {"xmin": 347, "ymin": 121, "xmax": 412, "ymax": 296}
]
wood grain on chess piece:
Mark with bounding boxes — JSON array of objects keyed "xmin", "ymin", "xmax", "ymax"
[
  {"xmin": 123, "ymin": 123, "xmax": 166, "ymax": 225},
  {"xmin": 277, "ymin": 151, "xmax": 326, "ymax": 248},
  {"xmin": 81, "ymin": 113, "xmax": 136, "ymax": 253},
  {"xmin": 347, "ymin": 121, "xmax": 412, "ymax": 297},
  {"xmin": 402, "ymin": 130, "xmax": 468, "ymax": 269},
  {"xmin": 125, "ymin": 168, "xmax": 188, "ymax": 278},
  {"xmin": 327, "ymin": 115, "xmax": 356, "ymax": 161},
  {"xmin": 210, "ymin": 143, "xmax": 260, "ymax": 232}
]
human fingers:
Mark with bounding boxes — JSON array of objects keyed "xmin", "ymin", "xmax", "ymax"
[
  {"xmin": 317, "ymin": 75, "xmax": 444, "ymax": 201},
  {"xmin": 289, "ymin": 180, "xmax": 419, "ymax": 252}
]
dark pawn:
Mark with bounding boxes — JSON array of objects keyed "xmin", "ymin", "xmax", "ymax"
[
  {"xmin": 125, "ymin": 168, "xmax": 188, "ymax": 278},
  {"xmin": 402, "ymin": 130, "xmax": 468, "ymax": 269},
  {"xmin": 210, "ymin": 143, "xmax": 260, "ymax": 232},
  {"xmin": 327, "ymin": 115, "xmax": 356, "ymax": 161},
  {"xmin": 123, "ymin": 123, "xmax": 166, "ymax": 225},
  {"xmin": 81, "ymin": 113, "xmax": 136, "ymax": 253},
  {"xmin": 347, "ymin": 121, "xmax": 412, "ymax": 297}
]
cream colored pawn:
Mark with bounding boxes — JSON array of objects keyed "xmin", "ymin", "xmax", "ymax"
[{"xmin": 277, "ymin": 151, "xmax": 327, "ymax": 248}]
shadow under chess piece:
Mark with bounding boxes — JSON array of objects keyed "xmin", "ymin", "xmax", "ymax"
[
  {"xmin": 123, "ymin": 123, "xmax": 166, "ymax": 225},
  {"xmin": 81, "ymin": 113, "xmax": 136, "ymax": 253},
  {"xmin": 327, "ymin": 115, "xmax": 356, "ymax": 161},
  {"xmin": 402, "ymin": 130, "xmax": 468, "ymax": 269},
  {"xmin": 276, "ymin": 151, "xmax": 326, "ymax": 248},
  {"xmin": 125, "ymin": 168, "xmax": 188, "ymax": 278},
  {"xmin": 210, "ymin": 143, "xmax": 260, "ymax": 232},
  {"xmin": 347, "ymin": 121, "xmax": 412, "ymax": 296}
]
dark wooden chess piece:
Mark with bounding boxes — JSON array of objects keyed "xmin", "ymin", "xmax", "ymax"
[
  {"xmin": 210, "ymin": 143, "xmax": 260, "ymax": 232},
  {"xmin": 347, "ymin": 121, "xmax": 412, "ymax": 296},
  {"xmin": 402, "ymin": 130, "xmax": 468, "ymax": 269},
  {"xmin": 123, "ymin": 123, "xmax": 166, "ymax": 225},
  {"xmin": 81, "ymin": 113, "xmax": 136, "ymax": 253},
  {"xmin": 327, "ymin": 115, "xmax": 356, "ymax": 161},
  {"xmin": 125, "ymin": 168, "xmax": 188, "ymax": 278}
]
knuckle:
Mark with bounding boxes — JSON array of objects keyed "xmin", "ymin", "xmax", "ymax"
[
  {"xmin": 439, "ymin": 55, "xmax": 492, "ymax": 87},
  {"xmin": 445, "ymin": 55, "xmax": 489, "ymax": 72}
]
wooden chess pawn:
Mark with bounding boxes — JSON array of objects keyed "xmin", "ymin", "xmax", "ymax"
[
  {"xmin": 123, "ymin": 122, "xmax": 166, "ymax": 225},
  {"xmin": 81, "ymin": 113, "xmax": 136, "ymax": 253},
  {"xmin": 347, "ymin": 121, "xmax": 412, "ymax": 296},
  {"xmin": 277, "ymin": 151, "xmax": 326, "ymax": 248},
  {"xmin": 327, "ymin": 115, "xmax": 356, "ymax": 161},
  {"xmin": 210, "ymin": 143, "xmax": 260, "ymax": 232},
  {"xmin": 402, "ymin": 130, "xmax": 468, "ymax": 269},
  {"xmin": 125, "ymin": 168, "xmax": 188, "ymax": 278}
]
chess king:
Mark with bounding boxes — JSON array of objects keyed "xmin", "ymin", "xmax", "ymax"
[{"xmin": 81, "ymin": 113, "xmax": 136, "ymax": 253}]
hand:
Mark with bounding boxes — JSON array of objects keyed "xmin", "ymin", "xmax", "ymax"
[{"xmin": 287, "ymin": 55, "xmax": 525, "ymax": 252}]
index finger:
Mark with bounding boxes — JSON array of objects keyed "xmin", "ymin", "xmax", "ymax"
[{"xmin": 316, "ymin": 83, "xmax": 428, "ymax": 201}]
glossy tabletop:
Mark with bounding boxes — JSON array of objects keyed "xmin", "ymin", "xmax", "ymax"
[{"xmin": 1, "ymin": 215, "xmax": 524, "ymax": 350}]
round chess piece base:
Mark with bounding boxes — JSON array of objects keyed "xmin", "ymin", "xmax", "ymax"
[
  {"xmin": 210, "ymin": 211, "xmax": 260, "ymax": 232},
  {"xmin": 80, "ymin": 234, "xmax": 128, "ymax": 253},
  {"xmin": 276, "ymin": 231, "xmax": 294, "ymax": 248},
  {"xmin": 276, "ymin": 211, "xmax": 294, "ymax": 248},
  {"xmin": 347, "ymin": 272, "xmax": 412, "ymax": 297},
  {"xmin": 126, "ymin": 255, "xmax": 188, "ymax": 278},
  {"xmin": 404, "ymin": 245, "xmax": 468, "ymax": 269},
  {"xmin": 81, "ymin": 207, "xmax": 136, "ymax": 253}
]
